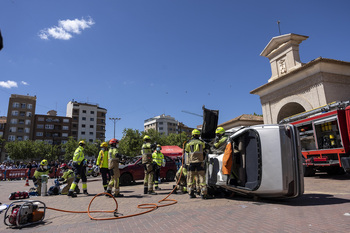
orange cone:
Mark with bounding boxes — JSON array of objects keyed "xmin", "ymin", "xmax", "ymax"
[{"xmin": 25, "ymin": 176, "xmax": 29, "ymax": 186}]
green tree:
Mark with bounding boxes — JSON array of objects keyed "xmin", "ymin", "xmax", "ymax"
[
  {"xmin": 62, "ymin": 137, "xmax": 78, "ymax": 161},
  {"xmin": 119, "ymin": 128, "xmax": 143, "ymax": 157}
]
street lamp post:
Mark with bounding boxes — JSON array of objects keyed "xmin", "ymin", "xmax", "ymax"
[{"xmin": 109, "ymin": 117, "xmax": 121, "ymax": 139}]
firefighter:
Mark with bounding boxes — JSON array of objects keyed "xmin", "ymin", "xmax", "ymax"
[
  {"xmin": 67, "ymin": 140, "xmax": 88, "ymax": 197},
  {"xmin": 152, "ymin": 144, "xmax": 165, "ymax": 190},
  {"xmin": 185, "ymin": 129, "xmax": 209, "ymax": 199},
  {"xmin": 142, "ymin": 135, "xmax": 157, "ymax": 195},
  {"xmin": 32, "ymin": 159, "xmax": 51, "ymax": 196},
  {"xmin": 106, "ymin": 138, "xmax": 124, "ymax": 197},
  {"xmin": 97, "ymin": 142, "xmax": 111, "ymax": 192},
  {"xmin": 58, "ymin": 163, "xmax": 80, "ymax": 195},
  {"xmin": 211, "ymin": 127, "xmax": 228, "ymax": 154},
  {"xmin": 173, "ymin": 165, "xmax": 187, "ymax": 194}
]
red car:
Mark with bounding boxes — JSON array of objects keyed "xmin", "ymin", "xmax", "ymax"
[{"xmin": 119, "ymin": 156, "xmax": 177, "ymax": 185}]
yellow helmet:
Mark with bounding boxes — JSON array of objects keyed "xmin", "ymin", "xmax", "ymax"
[
  {"xmin": 143, "ymin": 135, "xmax": 151, "ymax": 141},
  {"xmin": 79, "ymin": 140, "xmax": 86, "ymax": 146},
  {"xmin": 215, "ymin": 127, "xmax": 225, "ymax": 135},
  {"xmin": 192, "ymin": 129, "xmax": 201, "ymax": 136},
  {"xmin": 100, "ymin": 142, "xmax": 108, "ymax": 147},
  {"xmin": 40, "ymin": 159, "xmax": 48, "ymax": 166},
  {"xmin": 329, "ymin": 134, "xmax": 335, "ymax": 139}
]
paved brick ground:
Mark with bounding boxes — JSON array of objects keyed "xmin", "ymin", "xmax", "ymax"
[{"xmin": 1, "ymin": 173, "xmax": 350, "ymax": 232}]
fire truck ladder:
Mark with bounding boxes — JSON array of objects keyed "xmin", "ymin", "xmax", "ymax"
[{"xmin": 279, "ymin": 101, "xmax": 350, "ymax": 124}]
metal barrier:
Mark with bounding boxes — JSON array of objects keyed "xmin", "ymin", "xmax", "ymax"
[{"xmin": 5, "ymin": 169, "xmax": 27, "ymax": 180}]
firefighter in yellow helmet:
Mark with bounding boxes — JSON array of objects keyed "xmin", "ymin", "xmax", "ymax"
[
  {"xmin": 106, "ymin": 138, "xmax": 124, "ymax": 197},
  {"xmin": 32, "ymin": 159, "xmax": 51, "ymax": 196},
  {"xmin": 142, "ymin": 135, "xmax": 157, "ymax": 195},
  {"xmin": 185, "ymin": 129, "xmax": 209, "ymax": 199},
  {"xmin": 68, "ymin": 140, "xmax": 88, "ymax": 197},
  {"xmin": 211, "ymin": 127, "xmax": 228, "ymax": 154},
  {"xmin": 152, "ymin": 144, "xmax": 165, "ymax": 190},
  {"xmin": 97, "ymin": 141, "xmax": 111, "ymax": 192}
]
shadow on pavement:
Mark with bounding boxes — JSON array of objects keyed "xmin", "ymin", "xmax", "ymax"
[{"xmin": 254, "ymin": 194, "xmax": 350, "ymax": 206}]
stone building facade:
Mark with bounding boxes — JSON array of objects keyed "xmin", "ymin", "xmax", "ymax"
[{"xmin": 251, "ymin": 33, "xmax": 350, "ymax": 124}]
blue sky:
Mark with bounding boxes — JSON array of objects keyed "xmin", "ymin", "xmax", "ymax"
[{"xmin": 1, "ymin": 0, "xmax": 350, "ymax": 140}]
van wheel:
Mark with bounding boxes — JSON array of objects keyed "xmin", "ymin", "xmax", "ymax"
[
  {"xmin": 166, "ymin": 170, "xmax": 175, "ymax": 181},
  {"xmin": 120, "ymin": 173, "xmax": 133, "ymax": 186}
]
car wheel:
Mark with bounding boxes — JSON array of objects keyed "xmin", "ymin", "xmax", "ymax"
[
  {"xmin": 120, "ymin": 173, "xmax": 133, "ymax": 186},
  {"xmin": 166, "ymin": 170, "xmax": 175, "ymax": 181}
]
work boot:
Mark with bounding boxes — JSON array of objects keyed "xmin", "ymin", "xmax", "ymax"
[
  {"xmin": 83, "ymin": 190, "xmax": 89, "ymax": 196},
  {"xmin": 67, "ymin": 191, "xmax": 77, "ymax": 198},
  {"xmin": 201, "ymin": 194, "xmax": 213, "ymax": 200},
  {"xmin": 148, "ymin": 190, "xmax": 157, "ymax": 195},
  {"xmin": 189, "ymin": 191, "xmax": 196, "ymax": 199},
  {"xmin": 155, "ymin": 186, "xmax": 161, "ymax": 190},
  {"xmin": 113, "ymin": 193, "xmax": 124, "ymax": 197},
  {"xmin": 144, "ymin": 187, "xmax": 148, "ymax": 194},
  {"xmin": 172, "ymin": 185, "xmax": 178, "ymax": 194},
  {"xmin": 105, "ymin": 189, "xmax": 112, "ymax": 197}
]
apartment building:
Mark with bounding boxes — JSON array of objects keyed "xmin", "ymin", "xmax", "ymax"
[
  {"xmin": 0, "ymin": 116, "xmax": 6, "ymax": 138},
  {"xmin": 32, "ymin": 110, "xmax": 72, "ymax": 145},
  {"xmin": 144, "ymin": 114, "xmax": 179, "ymax": 135},
  {"xmin": 66, "ymin": 101, "xmax": 107, "ymax": 142},
  {"xmin": 5, "ymin": 94, "xmax": 36, "ymax": 141}
]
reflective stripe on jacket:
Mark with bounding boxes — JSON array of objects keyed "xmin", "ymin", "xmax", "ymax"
[{"xmin": 142, "ymin": 142, "xmax": 153, "ymax": 164}]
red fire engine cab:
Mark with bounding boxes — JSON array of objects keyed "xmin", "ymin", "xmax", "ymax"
[{"xmin": 279, "ymin": 101, "xmax": 350, "ymax": 176}]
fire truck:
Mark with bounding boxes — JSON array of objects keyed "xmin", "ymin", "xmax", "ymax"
[{"xmin": 279, "ymin": 101, "xmax": 350, "ymax": 176}]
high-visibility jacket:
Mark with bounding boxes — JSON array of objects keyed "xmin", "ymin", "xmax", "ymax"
[
  {"xmin": 61, "ymin": 169, "xmax": 74, "ymax": 183},
  {"xmin": 214, "ymin": 136, "xmax": 228, "ymax": 149},
  {"xmin": 73, "ymin": 146, "xmax": 85, "ymax": 165},
  {"xmin": 33, "ymin": 167, "xmax": 50, "ymax": 180},
  {"xmin": 108, "ymin": 147, "xmax": 120, "ymax": 170},
  {"xmin": 141, "ymin": 142, "xmax": 153, "ymax": 164},
  {"xmin": 152, "ymin": 152, "xmax": 164, "ymax": 166},
  {"xmin": 185, "ymin": 138, "xmax": 206, "ymax": 163},
  {"xmin": 97, "ymin": 149, "xmax": 109, "ymax": 168}
]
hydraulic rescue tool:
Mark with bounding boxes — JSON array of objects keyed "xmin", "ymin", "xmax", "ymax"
[{"xmin": 3, "ymin": 200, "xmax": 46, "ymax": 228}]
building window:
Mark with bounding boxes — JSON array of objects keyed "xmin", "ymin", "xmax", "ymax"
[
  {"xmin": 38, "ymin": 117, "xmax": 44, "ymax": 121},
  {"xmin": 8, "ymin": 135, "xmax": 16, "ymax": 141},
  {"xmin": 72, "ymin": 124, "xmax": 77, "ymax": 128},
  {"xmin": 82, "ymin": 110, "xmax": 86, "ymax": 113},
  {"xmin": 89, "ymin": 139, "xmax": 93, "ymax": 142},
  {"xmin": 25, "ymin": 120, "xmax": 31, "ymax": 125},
  {"xmin": 90, "ymin": 118, "xmax": 94, "ymax": 121},
  {"xmin": 90, "ymin": 125, "xmax": 94, "ymax": 128},
  {"xmin": 27, "ymin": 104, "xmax": 32, "ymax": 109},
  {"xmin": 63, "ymin": 119, "xmax": 69, "ymax": 123},
  {"xmin": 90, "ymin": 111, "xmax": 94, "ymax": 114},
  {"xmin": 61, "ymin": 140, "xmax": 68, "ymax": 144},
  {"xmin": 82, "ymin": 124, "xmax": 86, "ymax": 128},
  {"xmin": 17, "ymin": 136, "xmax": 23, "ymax": 141},
  {"xmin": 13, "ymin": 102, "xmax": 20, "ymax": 108},
  {"xmin": 44, "ymin": 139, "xmax": 53, "ymax": 144},
  {"xmin": 62, "ymin": 133, "xmax": 68, "ymax": 137},
  {"xmin": 45, "ymin": 124, "xmax": 54, "ymax": 129},
  {"xmin": 27, "ymin": 112, "xmax": 32, "ymax": 117},
  {"xmin": 25, "ymin": 128, "xmax": 30, "ymax": 133},
  {"xmin": 81, "ymin": 131, "xmax": 85, "ymax": 135},
  {"xmin": 37, "ymin": 124, "xmax": 44, "ymax": 129},
  {"xmin": 73, "ymin": 109, "xmax": 78, "ymax": 114},
  {"xmin": 159, "ymin": 127, "xmax": 163, "ymax": 130},
  {"xmin": 159, "ymin": 122, "xmax": 163, "ymax": 125},
  {"xmin": 62, "ymin": 126, "xmax": 69, "ymax": 130},
  {"xmin": 10, "ymin": 119, "xmax": 17, "ymax": 124},
  {"xmin": 89, "ymin": 132, "xmax": 93, "ymax": 135},
  {"xmin": 18, "ymin": 128, "xmax": 24, "ymax": 133},
  {"xmin": 82, "ymin": 117, "xmax": 86, "ymax": 121},
  {"xmin": 21, "ymin": 103, "xmax": 26, "ymax": 108},
  {"xmin": 24, "ymin": 136, "xmax": 29, "ymax": 140},
  {"xmin": 20, "ymin": 111, "xmax": 25, "ymax": 116},
  {"xmin": 36, "ymin": 132, "xmax": 43, "ymax": 136},
  {"xmin": 100, "ymin": 126, "xmax": 104, "ymax": 130},
  {"xmin": 11, "ymin": 111, "xmax": 18, "ymax": 116},
  {"xmin": 19, "ymin": 120, "xmax": 24, "ymax": 124},
  {"xmin": 101, "ymin": 119, "xmax": 105, "ymax": 123},
  {"xmin": 46, "ymin": 118, "xmax": 52, "ymax": 122},
  {"xmin": 9, "ymin": 127, "xmax": 16, "ymax": 132}
]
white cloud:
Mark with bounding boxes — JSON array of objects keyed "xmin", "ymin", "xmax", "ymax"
[
  {"xmin": 0, "ymin": 80, "xmax": 18, "ymax": 89},
  {"xmin": 38, "ymin": 17, "xmax": 95, "ymax": 40},
  {"xmin": 21, "ymin": 81, "xmax": 29, "ymax": 85}
]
